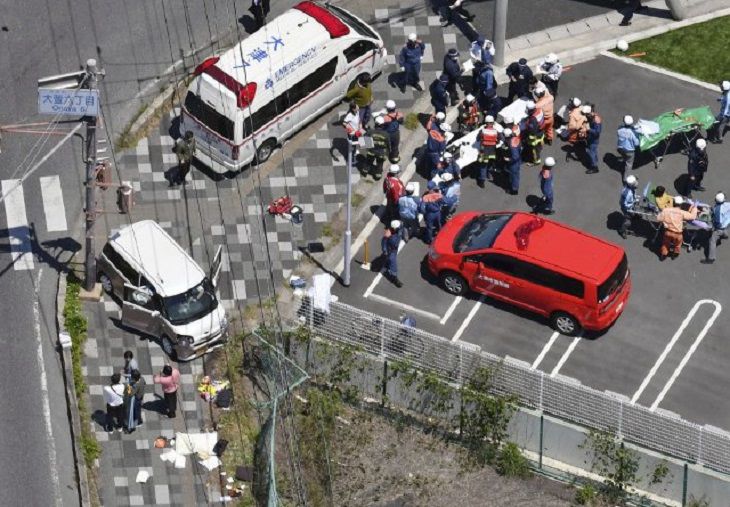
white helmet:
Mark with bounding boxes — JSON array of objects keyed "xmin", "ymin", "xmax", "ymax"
[
  {"xmin": 375, "ymin": 115, "xmax": 385, "ymax": 126},
  {"xmin": 544, "ymin": 157, "xmax": 556, "ymax": 167},
  {"xmin": 526, "ymin": 100, "xmax": 536, "ymax": 110},
  {"xmin": 405, "ymin": 182, "xmax": 416, "ymax": 194},
  {"xmin": 503, "ymin": 115, "xmax": 514, "ymax": 124},
  {"xmin": 503, "ymin": 128, "xmax": 513, "ymax": 138},
  {"xmin": 389, "ymin": 164, "xmax": 401, "ymax": 174},
  {"xmin": 390, "ymin": 220, "xmax": 402, "ymax": 229},
  {"xmin": 386, "ymin": 100, "xmax": 396, "ymax": 110},
  {"xmin": 722, "ymin": 80, "xmax": 730, "ymax": 92},
  {"xmin": 581, "ymin": 105, "xmax": 592, "ymax": 114},
  {"xmin": 408, "ymin": 33, "xmax": 417, "ymax": 42},
  {"xmin": 441, "ymin": 172, "xmax": 454, "ymax": 182},
  {"xmin": 624, "ymin": 115, "xmax": 634, "ymax": 126},
  {"xmin": 440, "ymin": 122, "xmax": 451, "ymax": 132},
  {"xmin": 716, "ymin": 192, "xmax": 726, "ymax": 204},
  {"xmin": 674, "ymin": 196, "xmax": 684, "ymax": 205},
  {"xmin": 435, "ymin": 112, "xmax": 446, "ymax": 121},
  {"xmin": 465, "ymin": 94, "xmax": 475, "ymax": 103},
  {"xmin": 545, "ymin": 53, "xmax": 558, "ymax": 64},
  {"xmin": 485, "ymin": 115, "xmax": 495, "ymax": 123},
  {"xmin": 443, "ymin": 151, "xmax": 453, "ymax": 160},
  {"xmin": 696, "ymin": 138, "xmax": 707, "ymax": 150},
  {"xmin": 571, "ymin": 97, "xmax": 581, "ymax": 107},
  {"xmin": 625, "ymin": 174, "xmax": 638, "ymax": 187}
]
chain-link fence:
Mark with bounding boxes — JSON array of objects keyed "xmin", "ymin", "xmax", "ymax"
[{"xmin": 298, "ymin": 296, "xmax": 730, "ymax": 475}]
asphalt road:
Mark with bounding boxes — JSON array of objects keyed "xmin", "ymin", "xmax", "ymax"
[{"xmin": 334, "ymin": 55, "xmax": 730, "ymax": 430}]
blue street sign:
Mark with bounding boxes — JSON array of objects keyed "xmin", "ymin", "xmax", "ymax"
[{"xmin": 38, "ymin": 88, "xmax": 99, "ymax": 116}]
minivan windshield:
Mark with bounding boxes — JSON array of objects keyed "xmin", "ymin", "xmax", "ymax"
[
  {"xmin": 598, "ymin": 254, "xmax": 628, "ymax": 303},
  {"xmin": 163, "ymin": 279, "xmax": 217, "ymax": 325},
  {"xmin": 326, "ymin": 5, "xmax": 379, "ymax": 39},
  {"xmin": 454, "ymin": 214, "xmax": 513, "ymax": 253}
]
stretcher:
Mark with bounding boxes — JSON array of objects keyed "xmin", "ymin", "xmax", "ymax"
[{"xmin": 637, "ymin": 106, "xmax": 715, "ymax": 168}]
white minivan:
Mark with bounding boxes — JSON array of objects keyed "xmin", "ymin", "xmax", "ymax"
[
  {"xmin": 180, "ymin": 0, "xmax": 387, "ymax": 173},
  {"xmin": 97, "ymin": 220, "xmax": 227, "ymax": 361}
]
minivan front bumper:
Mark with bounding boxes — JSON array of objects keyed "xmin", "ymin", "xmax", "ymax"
[{"xmin": 175, "ymin": 327, "xmax": 229, "ymax": 361}]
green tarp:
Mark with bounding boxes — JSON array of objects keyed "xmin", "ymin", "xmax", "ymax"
[{"xmin": 639, "ymin": 106, "xmax": 715, "ymax": 151}]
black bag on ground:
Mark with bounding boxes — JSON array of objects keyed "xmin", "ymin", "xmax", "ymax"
[
  {"xmin": 216, "ymin": 388, "xmax": 232, "ymax": 408},
  {"xmin": 212, "ymin": 439, "xmax": 229, "ymax": 457}
]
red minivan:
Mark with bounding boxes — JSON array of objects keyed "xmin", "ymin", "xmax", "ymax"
[{"xmin": 426, "ymin": 211, "xmax": 631, "ymax": 335}]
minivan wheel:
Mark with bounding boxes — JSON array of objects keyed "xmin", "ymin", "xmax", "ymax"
[
  {"xmin": 255, "ymin": 139, "xmax": 276, "ymax": 164},
  {"xmin": 551, "ymin": 312, "xmax": 582, "ymax": 336},
  {"xmin": 440, "ymin": 271, "xmax": 468, "ymax": 296},
  {"xmin": 99, "ymin": 272, "xmax": 112, "ymax": 294},
  {"xmin": 161, "ymin": 335, "xmax": 177, "ymax": 360}
]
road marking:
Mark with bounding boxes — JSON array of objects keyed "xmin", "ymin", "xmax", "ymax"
[
  {"xmin": 368, "ymin": 293, "xmax": 442, "ymax": 321},
  {"xmin": 363, "ymin": 239, "xmax": 405, "ymax": 298},
  {"xmin": 451, "ymin": 296, "xmax": 485, "ymax": 342},
  {"xmin": 1, "ymin": 179, "xmax": 34, "ymax": 270},
  {"xmin": 631, "ymin": 299, "xmax": 719, "ymax": 405},
  {"xmin": 532, "ymin": 331, "xmax": 560, "ymax": 369},
  {"xmin": 550, "ymin": 337, "xmax": 581, "ymax": 377},
  {"xmin": 39, "ymin": 176, "xmax": 68, "ymax": 232},
  {"xmin": 439, "ymin": 296, "xmax": 462, "ymax": 325},
  {"xmin": 649, "ymin": 300, "xmax": 722, "ymax": 411},
  {"xmin": 32, "ymin": 269, "xmax": 62, "ymax": 505}
]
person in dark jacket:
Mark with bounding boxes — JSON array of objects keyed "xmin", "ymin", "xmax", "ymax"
[
  {"xmin": 430, "ymin": 74, "xmax": 450, "ymax": 114},
  {"xmin": 250, "ymin": 0, "xmax": 271, "ymax": 31},
  {"xmin": 420, "ymin": 181, "xmax": 444, "ymax": 244},
  {"xmin": 685, "ymin": 138, "xmax": 709, "ymax": 197},
  {"xmin": 442, "ymin": 49, "xmax": 462, "ymax": 106},
  {"xmin": 584, "ymin": 104, "xmax": 602, "ymax": 174},
  {"xmin": 399, "ymin": 34, "xmax": 426, "ymax": 91},
  {"xmin": 381, "ymin": 221, "xmax": 403, "ymax": 287},
  {"xmin": 533, "ymin": 157, "xmax": 556, "ymax": 214},
  {"xmin": 506, "ymin": 58, "xmax": 533, "ymax": 103}
]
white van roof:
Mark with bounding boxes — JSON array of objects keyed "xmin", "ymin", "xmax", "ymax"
[
  {"xmin": 109, "ymin": 220, "xmax": 205, "ymax": 298},
  {"xmin": 193, "ymin": 1, "xmax": 363, "ymax": 112}
]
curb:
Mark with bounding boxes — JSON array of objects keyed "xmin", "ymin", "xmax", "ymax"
[{"xmin": 56, "ymin": 274, "xmax": 93, "ymax": 507}]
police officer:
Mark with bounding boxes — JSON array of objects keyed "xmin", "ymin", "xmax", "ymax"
[
  {"xmin": 367, "ymin": 116, "xmax": 390, "ymax": 180},
  {"xmin": 383, "ymin": 100, "xmax": 404, "ymax": 163},
  {"xmin": 250, "ymin": 0, "xmax": 271, "ymax": 31},
  {"xmin": 619, "ymin": 174, "xmax": 639, "ymax": 239},
  {"xmin": 383, "ymin": 165, "xmax": 405, "ymax": 220},
  {"xmin": 537, "ymin": 53, "xmax": 562, "ymax": 98},
  {"xmin": 470, "ymin": 36, "xmax": 495, "ymax": 67},
  {"xmin": 710, "ymin": 81, "xmax": 730, "ymax": 144},
  {"xmin": 398, "ymin": 183, "xmax": 421, "ymax": 242},
  {"xmin": 443, "ymin": 49, "xmax": 463, "ymax": 106},
  {"xmin": 584, "ymin": 104, "xmax": 602, "ymax": 174},
  {"xmin": 381, "ymin": 220, "xmax": 403, "ymax": 287},
  {"xmin": 425, "ymin": 121, "xmax": 448, "ymax": 176},
  {"xmin": 524, "ymin": 100, "xmax": 545, "ymax": 166},
  {"xmin": 685, "ymin": 138, "xmax": 709, "ymax": 197},
  {"xmin": 504, "ymin": 127, "xmax": 522, "ymax": 195},
  {"xmin": 430, "ymin": 74, "xmax": 450, "ymax": 114},
  {"xmin": 476, "ymin": 116, "xmax": 500, "ymax": 187},
  {"xmin": 439, "ymin": 172, "xmax": 461, "ymax": 223},
  {"xmin": 475, "ymin": 62, "xmax": 495, "ymax": 99},
  {"xmin": 617, "ymin": 115, "xmax": 640, "ymax": 174},
  {"xmin": 420, "ymin": 181, "xmax": 444, "ymax": 244},
  {"xmin": 399, "ymin": 33, "xmax": 426, "ymax": 91},
  {"xmin": 704, "ymin": 192, "xmax": 730, "ymax": 264},
  {"xmin": 457, "ymin": 94, "xmax": 480, "ymax": 134},
  {"xmin": 506, "ymin": 57, "xmax": 533, "ymax": 103},
  {"xmin": 534, "ymin": 157, "xmax": 556, "ymax": 215},
  {"xmin": 480, "ymin": 88, "xmax": 502, "ymax": 120}
]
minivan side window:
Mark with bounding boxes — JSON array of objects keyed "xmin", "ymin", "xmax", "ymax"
[
  {"xmin": 481, "ymin": 253, "xmax": 518, "ymax": 275},
  {"xmin": 521, "ymin": 263, "xmax": 585, "ymax": 299},
  {"xmin": 103, "ymin": 244, "xmax": 139, "ymax": 285},
  {"xmin": 344, "ymin": 40, "xmax": 377, "ymax": 63},
  {"xmin": 243, "ymin": 58, "xmax": 338, "ymax": 139}
]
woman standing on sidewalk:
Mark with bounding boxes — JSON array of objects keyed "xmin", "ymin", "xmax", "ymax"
[{"xmin": 154, "ymin": 365, "xmax": 180, "ymax": 419}]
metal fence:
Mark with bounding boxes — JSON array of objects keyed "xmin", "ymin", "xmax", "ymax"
[{"xmin": 299, "ymin": 297, "xmax": 730, "ymax": 475}]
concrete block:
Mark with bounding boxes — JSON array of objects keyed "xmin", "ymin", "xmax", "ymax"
[
  {"xmin": 585, "ymin": 14, "xmax": 612, "ymax": 30},
  {"xmin": 525, "ymin": 31, "xmax": 551, "ymax": 47},
  {"xmin": 565, "ymin": 21, "xmax": 591, "ymax": 36},
  {"xmin": 544, "ymin": 25, "xmax": 571, "ymax": 42}
]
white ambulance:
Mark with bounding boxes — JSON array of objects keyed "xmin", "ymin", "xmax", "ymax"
[{"xmin": 180, "ymin": 1, "xmax": 387, "ymax": 173}]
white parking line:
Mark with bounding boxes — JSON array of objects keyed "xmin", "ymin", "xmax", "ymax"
[
  {"xmin": 451, "ymin": 296, "xmax": 485, "ymax": 342},
  {"xmin": 363, "ymin": 239, "xmax": 406, "ymax": 298},
  {"xmin": 631, "ymin": 299, "xmax": 720, "ymax": 405},
  {"xmin": 550, "ymin": 337, "xmax": 581, "ymax": 377},
  {"xmin": 532, "ymin": 331, "xmax": 560, "ymax": 369},
  {"xmin": 649, "ymin": 300, "xmax": 722, "ymax": 411},
  {"xmin": 440, "ymin": 296, "xmax": 462, "ymax": 325},
  {"xmin": 368, "ymin": 293, "xmax": 442, "ymax": 321}
]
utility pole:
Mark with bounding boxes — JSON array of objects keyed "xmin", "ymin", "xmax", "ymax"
[
  {"xmin": 493, "ymin": 0, "xmax": 508, "ymax": 67},
  {"xmin": 343, "ymin": 139, "xmax": 353, "ymax": 287},
  {"xmin": 83, "ymin": 58, "xmax": 99, "ymax": 292}
]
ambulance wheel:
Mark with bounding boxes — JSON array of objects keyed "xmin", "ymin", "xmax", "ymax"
[
  {"xmin": 440, "ymin": 271, "xmax": 468, "ymax": 296},
  {"xmin": 255, "ymin": 139, "xmax": 277, "ymax": 165},
  {"xmin": 551, "ymin": 312, "xmax": 581, "ymax": 336}
]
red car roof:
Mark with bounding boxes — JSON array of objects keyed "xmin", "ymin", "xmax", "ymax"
[{"xmin": 438, "ymin": 211, "xmax": 625, "ymax": 282}]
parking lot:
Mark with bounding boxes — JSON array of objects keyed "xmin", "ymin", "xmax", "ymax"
[{"xmin": 334, "ymin": 55, "xmax": 730, "ymax": 430}]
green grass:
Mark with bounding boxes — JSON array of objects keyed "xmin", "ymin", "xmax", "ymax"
[{"xmin": 618, "ymin": 16, "xmax": 730, "ymax": 84}]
